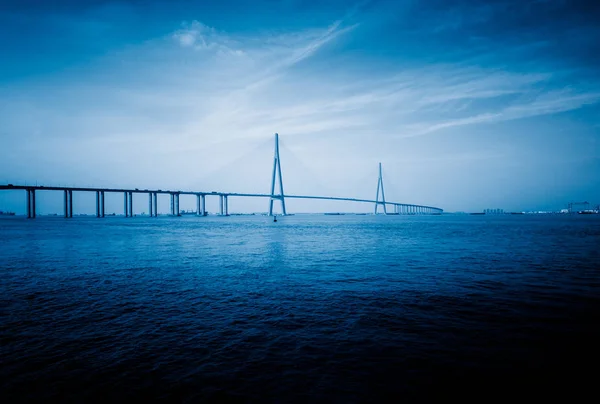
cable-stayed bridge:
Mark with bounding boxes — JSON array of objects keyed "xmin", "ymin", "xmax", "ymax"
[{"xmin": 0, "ymin": 134, "xmax": 443, "ymax": 218}]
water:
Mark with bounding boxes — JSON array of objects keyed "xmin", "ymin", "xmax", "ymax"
[{"xmin": 1, "ymin": 215, "xmax": 599, "ymax": 402}]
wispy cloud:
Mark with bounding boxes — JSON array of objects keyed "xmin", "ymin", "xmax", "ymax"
[
  {"xmin": 406, "ymin": 87, "xmax": 600, "ymax": 136},
  {"xmin": 172, "ymin": 21, "xmax": 245, "ymax": 55}
]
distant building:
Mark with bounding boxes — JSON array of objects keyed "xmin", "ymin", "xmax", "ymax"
[{"xmin": 484, "ymin": 208, "xmax": 504, "ymax": 215}]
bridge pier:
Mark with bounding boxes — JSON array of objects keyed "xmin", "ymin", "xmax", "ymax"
[
  {"xmin": 26, "ymin": 189, "xmax": 36, "ymax": 219},
  {"xmin": 153, "ymin": 193, "xmax": 158, "ymax": 216},
  {"xmin": 196, "ymin": 194, "xmax": 208, "ymax": 216},
  {"xmin": 124, "ymin": 192, "xmax": 128, "ymax": 217},
  {"xmin": 63, "ymin": 190, "xmax": 73, "ymax": 218},
  {"xmin": 219, "ymin": 195, "xmax": 224, "ymax": 216},
  {"xmin": 170, "ymin": 193, "xmax": 174, "ymax": 215},
  {"xmin": 224, "ymin": 195, "xmax": 229, "ymax": 216},
  {"xmin": 96, "ymin": 191, "xmax": 100, "ymax": 218},
  {"xmin": 26, "ymin": 189, "xmax": 30, "ymax": 218},
  {"xmin": 175, "ymin": 193, "xmax": 180, "ymax": 216},
  {"xmin": 124, "ymin": 192, "xmax": 133, "ymax": 217},
  {"xmin": 96, "ymin": 191, "xmax": 105, "ymax": 218}
]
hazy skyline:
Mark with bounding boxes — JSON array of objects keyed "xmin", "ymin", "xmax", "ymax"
[{"xmin": 1, "ymin": 0, "xmax": 599, "ymax": 214}]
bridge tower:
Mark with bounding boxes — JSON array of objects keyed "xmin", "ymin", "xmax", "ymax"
[
  {"xmin": 374, "ymin": 162, "xmax": 387, "ymax": 214},
  {"xmin": 268, "ymin": 133, "xmax": 287, "ymax": 216}
]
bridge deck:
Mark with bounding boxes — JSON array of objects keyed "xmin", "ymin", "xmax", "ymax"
[{"xmin": 0, "ymin": 184, "xmax": 443, "ymax": 212}]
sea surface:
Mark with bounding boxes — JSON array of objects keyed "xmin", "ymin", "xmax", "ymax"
[{"xmin": 1, "ymin": 214, "xmax": 599, "ymax": 402}]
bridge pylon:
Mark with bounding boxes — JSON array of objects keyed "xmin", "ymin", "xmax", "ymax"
[
  {"xmin": 268, "ymin": 133, "xmax": 287, "ymax": 216},
  {"xmin": 374, "ymin": 162, "xmax": 387, "ymax": 214}
]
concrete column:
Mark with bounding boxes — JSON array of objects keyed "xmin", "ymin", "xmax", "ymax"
[
  {"xmin": 129, "ymin": 192, "xmax": 133, "ymax": 217},
  {"xmin": 64, "ymin": 190, "xmax": 68, "ymax": 218},
  {"xmin": 201, "ymin": 195, "xmax": 206, "ymax": 216},
  {"xmin": 26, "ymin": 189, "xmax": 30, "ymax": 218},
  {"xmin": 124, "ymin": 192, "xmax": 129, "ymax": 217},
  {"xmin": 153, "ymin": 193, "xmax": 158, "ymax": 217},
  {"xmin": 175, "ymin": 194, "xmax": 180, "ymax": 216},
  {"xmin": 31, "ymin": 190, "xmax": 36, "ymax": 218},
  {"xmin": 69, "ymin": 190, "xmax": 73, "ymax": 218},
  {"xmin": 196, "ymin": 194, "xmax": 201, "ymax": 216},
  {"xmin": 96, "ymin": 191, "xmax": 100, "ymax": 218},
  {"xmin": 224, "ymin": 195, "xmax": 228, "ymax": 216},
  {"xmin": 101, "ymin": 192, "xmax": 105, "ymax": 217},
  {"xmin": 219, "ymin": 195, "xmax": 224, "ymax": 216},
  {"xmin": 148, "ymin": 193, "xmax": 153, "ymax": 217},
  {"xmin": 170, "ymin": 194, "xmax": 174, "ymax": 215}
]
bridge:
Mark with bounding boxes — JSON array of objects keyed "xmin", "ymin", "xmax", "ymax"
[{"xmin": 0, "ymin": 134, "xmax": 443, "ymax": 218}]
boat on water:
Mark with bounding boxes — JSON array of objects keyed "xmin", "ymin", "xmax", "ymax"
[{"xmin": 0, "ymin": 211, "xmax": 16, "ymax": 216}]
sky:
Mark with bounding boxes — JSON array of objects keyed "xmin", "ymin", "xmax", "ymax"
[{"xmin": 0, "ymin": 0, "xmax": 599, "ymax": 214}]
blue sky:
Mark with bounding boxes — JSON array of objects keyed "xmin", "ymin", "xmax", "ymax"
[{"xmin": 1, "ymin": 0, "xmax": 599, "ymax": 214}]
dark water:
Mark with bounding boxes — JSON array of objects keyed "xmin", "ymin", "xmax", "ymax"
[{"xmin": 1, "ymin": 215, "xmax": 599, "ymax": 402}]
